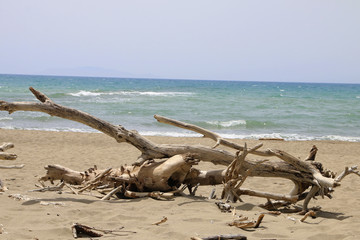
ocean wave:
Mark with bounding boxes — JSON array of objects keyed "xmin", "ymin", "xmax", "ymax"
[
  {"xmin": 0, "ymin": 126, "xmax": 99, "ymax": 133},
  {"xmin": 0, "ymin": 117, "xmax": 13, "ymax": 121},
  {"xmin": 13, "ymin": 115, "xmax": 55, "ymax": 122},
  {"xmin": 48, "ymin": 93, "xmax": 67, "ymax": 98},
  {"xmin": 204, "ymin": 119, "xmax": 273, "ymax": 129},
  {"xmin": 220, "ymin": 133, "xmax": 360, "ymax": 142},
  {"xmin": 206, "ymin": 120, "xmax": 246, "ymax": 128},
  {"xmin": 68, "ymin": 90, "xmax": 193, "ymax": 97},
  {"xmin": 356, "ymin": 96, "xmax": 360, "ymax": 99},
  {"xmin": 140, "ymin": 131, "xmax": 202, "ymax": 138},
  {"xmin": 136, "ymin": 131, "xmax": 360, "ymax": 142},
  {"xmin": 69, "ymin": 90, "xmax": 102, "ymax": 97},
  {"xmin": 316, "ymin": 135, "xmax": 360, "ymax": 142}
]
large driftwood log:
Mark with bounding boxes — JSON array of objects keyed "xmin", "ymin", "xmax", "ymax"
[
  {"xmin": 1, "ymin": 87, "xmax": 359, "ymax": 211},
  {"xmin": 40, "ymin": 154, "xmax": 199, "ymax": 192}
]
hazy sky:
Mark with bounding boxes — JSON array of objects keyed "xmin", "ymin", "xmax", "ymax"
[{"xmin": 0, "ymin": 1, "xmax": 359, "ymax": 83}]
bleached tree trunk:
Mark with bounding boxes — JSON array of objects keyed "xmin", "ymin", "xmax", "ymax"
[{"xmin": 1, "ymin": 87, "xmax": 359, "ymax": 210}]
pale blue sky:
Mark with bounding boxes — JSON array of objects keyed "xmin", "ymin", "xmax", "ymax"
[{"xmin": 0, "ymin": 0, "xmax": 359, "ymax": 83}]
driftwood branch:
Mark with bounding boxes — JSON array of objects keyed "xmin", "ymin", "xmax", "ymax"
[
  {"xmin": 335, "ymin": 166, "xmax": 360, "ymax": 182},
  {"xmin": 71, "ymin": 223, "xmax": 135, "ymax": 238},
  {"xmin": 236, "ymin": 188, "xmax": 298, "ymax": 202},
  {"xmin": 1, "ymin": 87, "xmax": 359, "ymax": 212},
  {"xmin": 101, "ymin": 185, "xmax": 123, "ymax": 200},
  {"xmin": 155, "ymin": 115, "xmax": 272, "ymax": 157},
  {"xmin": 0, "ymin": 164, "xmax": 25, "ymax": 169}
]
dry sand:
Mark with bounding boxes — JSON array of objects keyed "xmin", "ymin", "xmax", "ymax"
[{"xmin": 0, "ymin": 129, "xmax": 360, "ymax": 239}]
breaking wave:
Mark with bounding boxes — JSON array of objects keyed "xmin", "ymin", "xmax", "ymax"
[
  {"xmin": 68, "ymin": 90, "xmax": 194, "ymax": 97},
  {"xmin": 206, "ymin": 120, "xmax": 247, "ymax": 128},
  {"xmin": 139, "ymin": 131, "xmax": 360, "ymax": 142},
  {"xmin": 0, "ymin": 117, "xmax": 13, "ymax": 121}
]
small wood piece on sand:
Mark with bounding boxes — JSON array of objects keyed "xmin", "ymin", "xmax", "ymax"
[
  {"xmin": 71, "ymin": 223, "xmax": 136, "ymax": 238},
  {"xmin": 0, "ymin": 179, "xmax": 8, "ymax": 192},
  {"xmin": 228, "ymin": 214, "xmax": 265, "ymax": 229},
  {"xmin": 152, "ymin": 216, "xmax": 168, "ymax": 226},
  {"xmin": 300, "ymin": 210, "xmax": 316, "ymax": 222},
  {"xmin": 215, "ymin": 201, "xmax": 232, "ymax": 212},
  {"xmin": 72, "ymin": 223, "xmax": 103, "ymax": 238},
  {"xmin": 191, "ymin": 234, "xmax": 247, "ymax": 240}
]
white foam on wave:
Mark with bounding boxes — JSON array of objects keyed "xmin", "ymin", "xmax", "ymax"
[
  {"xmin": 318, "ymin": 135, "xmax": 360, "ymax": 142},
  {"xmin": 220, "ymin": 132, "xmax": 285, "ymax": 140},
  {"xmin": 207, "ymin": 120, "xmax": 246, "ymax": 128},
  {"xmin": 140, "ymin": 131, "xmax": 202, "ymax": 138},
  {"xmin": 0, "ymin": 126, "xmax": 98, "ymax": 133},
  {"xmin": 69, "ymin": 91, "xmax": 102, "ymax": 97},
  {"xmin": 68, "ymin": 90, "xmax": 193, "ymax": 97},
  {"xmin": 356, "ymin": 96, "xmax": 360, "ymax": 99},
  {"xmin": 221, "ymin": 133, "xmax": 360, "ymax": 142},
  {"xmin": 133, "ymin": 91, "xmax": 193, "ymax": 96},
  {"xmin": 134, "ymin": 131, "xmax": 360, "ymax": 142},
  {"xmin": 0, "ymin": 117, "xmax": 13, "ymax": 121}
]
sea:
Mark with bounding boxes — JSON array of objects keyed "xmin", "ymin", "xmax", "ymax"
[{"xmin": 0, "ymin": 74, "xmax": 359, "ymax": 142}]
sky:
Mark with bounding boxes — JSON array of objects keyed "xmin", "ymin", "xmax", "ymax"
[{"xmin": 0, "ymin": 0, "xmax": 359, "ymax": 83}]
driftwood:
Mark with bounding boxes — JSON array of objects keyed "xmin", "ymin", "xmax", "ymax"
[
  {"xmin": 152, "ymin": 216, "xmax": 168, "ymax": 226},
  {"xmin": 71, "ymin": 223, "xmax": 136, "ymax": 238},
  {"xmin": 300, "ymin": 210, "xmax": 316, "ymax": 222},
  {"xmin": 0, "ymin": 143, "xmax": 17, "ymax": 160},
  {"xmin": 191, "ymin": 234, "xmax": 247, "ymax": 240},
  {"xmin": 0, "ymin": 179, "xmax": 7, "ymax": 192},
  {"xmin": 0, "ymin": 87, "xmax": 359, "ymax": 212},
  {"xmin": 0, "ymin": 142, "xmax": 21, "ymax": 192},
  {"xmin": 215, "ymin": 201, "xmax": 232, "ymax": 212},
  {"xmin": 228, "ymin": 213, "xmax": 265, "ymax": 229},
  {"xmin": 72, "ymin": 223, "xmax": 103, "ymax": 238},
  {"xmin": 0, "ymin": 164, "xmax": 24, "ymax": 169}
]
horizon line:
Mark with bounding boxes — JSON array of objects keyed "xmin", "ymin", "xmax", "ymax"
[{"xmin": 0, "ymin": 72, "xmax": 359, "ymax": 85}]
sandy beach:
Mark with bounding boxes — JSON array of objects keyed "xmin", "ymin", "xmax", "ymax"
[{"xmin": 1, "ymin": 129, "xmax": 360, "ymax": 240}]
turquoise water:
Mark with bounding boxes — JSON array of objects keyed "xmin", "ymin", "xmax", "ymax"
[{"xmin": 1, "ymin": 74, "xmax": 360, "ymax": 141}]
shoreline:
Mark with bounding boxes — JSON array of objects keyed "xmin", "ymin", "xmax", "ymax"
[
  {"xmin": 1, "ymin": 127, "xmax": 359, "ymax": 143},
  {"xmin": 1, "ymin": 128, "xmax": 360, "ymax": 239}
]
